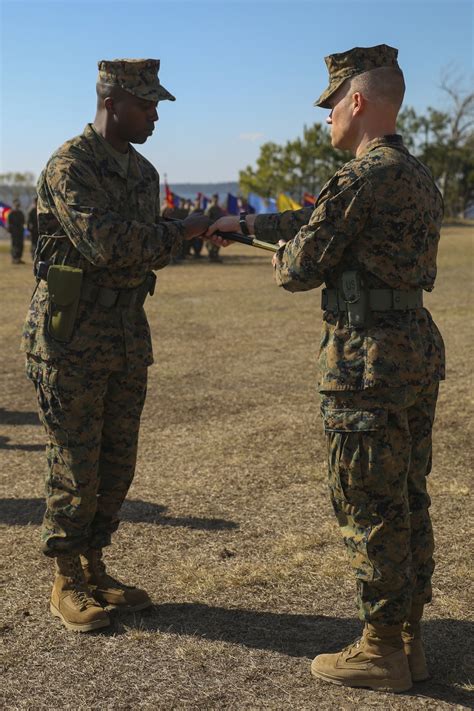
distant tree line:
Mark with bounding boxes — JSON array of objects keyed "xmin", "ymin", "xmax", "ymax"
[
  {"xmin": 239, "ymin": 75, "xmax": 474, "ymax": 218},
  {"xmin": 0, "ymin": 172, "xmax": 36, "ymax": 208}
]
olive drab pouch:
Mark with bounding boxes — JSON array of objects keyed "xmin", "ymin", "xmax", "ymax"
[
  {"xmin": 341, "ymin": 270, "xmax": 368, "ymax": 328},
  {"xmin": 46, "ymin": 265, "xmax": 83, "ymax": 342}
]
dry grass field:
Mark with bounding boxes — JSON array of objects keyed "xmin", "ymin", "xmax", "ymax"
[{"xmin": 0, "ymin": 226, "xmax": 473, "ymax": 710}]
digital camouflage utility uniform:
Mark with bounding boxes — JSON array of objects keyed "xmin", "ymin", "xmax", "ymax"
[
  {"xmin": 254, "ymin": 134, "xmax": 445, "ymax": 625},
  {"xmin": 21, "ymin": 123, "xmax": 185, "ymax": 556}
]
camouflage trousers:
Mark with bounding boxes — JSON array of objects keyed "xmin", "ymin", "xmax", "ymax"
[
  {"xmin": 320, "ymin": 382, "xmax": 439, "ymax": 625},
  {"xmin": 26, "ymin": 356, "xmax": 148, "ymax": 556}
]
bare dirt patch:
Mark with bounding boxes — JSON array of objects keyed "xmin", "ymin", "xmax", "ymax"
[{"xmin": 1, "ymin": 228, "xmax": 473, "ymax": 709}]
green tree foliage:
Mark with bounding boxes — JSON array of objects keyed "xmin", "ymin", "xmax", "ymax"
[
  {"xmin": 239, "ymin": 124, "xmax": 349, "ymax": 200},
  {"xmin": 398, "ymin": 78, "xmax": 473, "ymax": 217},
  {"xmin": 0, "ymin": 172, "xmax": 35, "ymax": 186}
]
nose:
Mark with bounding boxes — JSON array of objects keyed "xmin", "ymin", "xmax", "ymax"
[{"xmin": 326, "ymin": 111, "xmax": 333, "ymax": 125}]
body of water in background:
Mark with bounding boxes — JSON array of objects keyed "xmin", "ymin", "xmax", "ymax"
[{"xmin": 0, "ymin": 182, "xmax": 241, "ymax": 240}]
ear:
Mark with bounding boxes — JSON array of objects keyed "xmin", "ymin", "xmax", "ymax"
[
  {"xmin": 104, "ymin": 96, "xmax": 116, "ymax": 115},
  {"xmin": 352, "ymin": 91, "xmax": 365, "ymax": 117}
]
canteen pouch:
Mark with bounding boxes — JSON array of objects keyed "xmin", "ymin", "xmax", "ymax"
[
  {"xmin": 341, "ymin": 270, "xmax": 368, "ymax": 328},
  {"xmin": 47, "ymin": 265, "xmax": 83, "ymax": 342}
]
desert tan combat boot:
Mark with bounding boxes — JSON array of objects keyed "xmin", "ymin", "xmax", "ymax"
[
  {"xmin": 81, "ymin": 548, "xmax": 152, "ymax": 611},
  {"xmin": 402, "ymin": 603, "xmax": 429, "ymax": 682},
  {"xmin": 311, "ymin": 623, "xmax": 412, "ymax": 693},
  {"xmin": 50, "ymin": 554, "xmax": 110, "ymax": 632}
]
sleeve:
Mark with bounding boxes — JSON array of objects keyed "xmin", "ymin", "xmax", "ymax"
[
  {"xmin": 274, "ymin": 176, "xmax": 373, "ymax": 292},
  {"xmin": 45, "ymin": 154, "xmax": 184, "ymax": 270},
  {"xmin": 253, "ymin": 207, "xmax": 313, "ymax": 244}
]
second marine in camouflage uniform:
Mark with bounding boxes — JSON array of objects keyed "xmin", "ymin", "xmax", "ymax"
[{"xmin": 210, "ymin": 44, "xmax": 445, "ymax": 692}]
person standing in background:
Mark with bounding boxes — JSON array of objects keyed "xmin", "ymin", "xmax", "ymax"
[
  {"xmin": 27, "ymin": 196, "xmax": 39, "ymax": 259},
  {"xmin": 205, "ymin": 194, "xmax": 225, "ymax": 262},
  {"xmin": 7, "ymin": 198, "xmax": 25, "ymax": 264}
]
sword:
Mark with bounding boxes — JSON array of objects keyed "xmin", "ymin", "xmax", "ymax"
[
  {"xmin": 163, "ymin": 216, "xmax": 279, "ymax": 253},
  {"xmin": 215, "ymin": 231, "xmax": 278, "ymax": 253}
]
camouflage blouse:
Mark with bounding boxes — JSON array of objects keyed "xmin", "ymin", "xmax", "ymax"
[
  {"xmin": 254, "ymin": 135, "xmax": 446, "ymax": 391},
  {"xmin": 21, "ymin": 124, "xmax": 184, "ymax": 370}
]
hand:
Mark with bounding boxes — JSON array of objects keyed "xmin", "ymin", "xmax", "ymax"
[
  {"xmin": 206, "ymin": 216, "xmax": 240, "ymax": 237},
  {"xmin": 203, "ymin": 216, "xmax": 238, "ymax": 248},
  {"xmin": 181, "ymin": 215, "xmax": 211, "ymax": 240},
  {"xmin": 206, "ymin": 214, "xmax": 258, "ymax": 247}
]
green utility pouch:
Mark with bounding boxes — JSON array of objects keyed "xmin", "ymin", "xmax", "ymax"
[
  {"xmin": 47, "ymin": 264, "xmax": 83, "ymax": 342},
  {"xmin": 341, "ymin": 270, "xmax": 368, "ymax": 328}
]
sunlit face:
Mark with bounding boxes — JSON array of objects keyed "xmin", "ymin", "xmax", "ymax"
[
  {"xmin": 325, "ymin": 82, "xmax": 357, "ymax": 152},
  {"xmin": 113, "ymin": 93, "xmax": 159, "ymax": 144}
]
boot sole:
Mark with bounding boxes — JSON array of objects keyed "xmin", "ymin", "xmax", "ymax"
[
  {"xmin": 311, "ymin": 666, "xmax": 413, "ymax": 693},
  {"xmin": 104, "ymin": 599, "xmax": 152, "ymax": 613},
  {"xmin": 50, "ymin": 602, "xmax": 110, "ymax": 632},
  {"xmin": 411, "ymin": 672, "xmax": 430, "ymax": 682}
]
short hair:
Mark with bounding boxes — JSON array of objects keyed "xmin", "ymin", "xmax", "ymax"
[
  {"xmin": 96, "ymin": 81, "xmax": 123, "ymax": 104},
  {"xmin": 350, "ymin": 66, "xmax": 405, "ymax": 111}
]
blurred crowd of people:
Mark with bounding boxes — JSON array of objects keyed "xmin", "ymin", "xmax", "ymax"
[
  {"xmin": 2, "ymin": 193, "xmax": 239, "ymax": 266},
  {"xmin": 161, "ymin": 193, "xmax": 231, "ymax": 263}
]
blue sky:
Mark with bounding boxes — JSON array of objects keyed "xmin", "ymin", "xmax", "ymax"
[{"xmin": 0, "ymin": 0, "xmax": 473, "ymax": 183}]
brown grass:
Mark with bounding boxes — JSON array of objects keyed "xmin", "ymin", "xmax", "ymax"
[{"xmin": 0, "ymin": 226, "xmax": 473, "ymax": 709}]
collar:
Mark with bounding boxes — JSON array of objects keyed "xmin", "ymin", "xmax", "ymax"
[
  {"xmin": 82, "ymin": 124, "xmax": 143, "ymax": 187},
  {"xmin": 358, "ymin": 134, "xmax": 406, "ymax": 158}
]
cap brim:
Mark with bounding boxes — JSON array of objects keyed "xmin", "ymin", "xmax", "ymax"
[
  {"xmin": 313, "ymin": 77, "xmax": 347, "ymax": 108},
  {"xmin": 140, "ymin": 84, "xmax": 176, "ymax": 102},
  {"xmin": 123, "ymin": 83, "xmax": 175, "ymax": 102}
]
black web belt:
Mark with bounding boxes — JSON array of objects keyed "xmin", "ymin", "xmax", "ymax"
[{"xmin": 321, "ymin": 288, "xmax": 423, "ymax": 312}]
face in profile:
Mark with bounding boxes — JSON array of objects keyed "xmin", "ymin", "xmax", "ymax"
[
  {"xmin": 112, "ymin": 92, "xmax": 159, "ymax": 144},
  {"xmin": 326, "ymin": 82, "xmax": 357, "ymax": 152}
]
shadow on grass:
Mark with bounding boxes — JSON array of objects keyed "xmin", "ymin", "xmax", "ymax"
[
  {"xmin": 0, "ymin": 407, "xmax": 41, "ymax": 425},
  {"xmin": 0, "ymin": 497, "xmax": 238, "ymax": 531},
  {"xmin": 0, "ymin": 408, "xmax": 40, "ymax": 426},
  {"xmin": 0, "ymin": 435, "xmax": 43, "ymax": 451},
  {"xmin": 114, "ymin": 603, "xmax": 474, "ymax": 706}
]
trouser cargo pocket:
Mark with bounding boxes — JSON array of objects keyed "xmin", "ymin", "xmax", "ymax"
[{"xmin": 321, "ymin": 407, "xmax": 388, "ymax": 511}]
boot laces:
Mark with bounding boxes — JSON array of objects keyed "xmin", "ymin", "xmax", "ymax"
[
  {"xmin": 70, "ymin": 584, "xmax": 98, "ymax": 611},
  {"xmin": 58, "ymin": 557, "xmax": 99, "ymax": 610},
  {"xmin": 342, "ymin": 637, "xmax": 363, "ymax": 656}
]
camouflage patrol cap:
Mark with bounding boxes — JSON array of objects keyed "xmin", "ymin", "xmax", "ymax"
[
  {"xmin": 97, "ymin": 58, "xmax": 176, "ymax": 102},
  {"xmin": 314, "ymin": 44, "xmax": 401, "ymax": 108}
]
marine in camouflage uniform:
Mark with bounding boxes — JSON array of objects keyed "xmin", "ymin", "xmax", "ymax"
[
  {"xmin": 205, "ymin": 195, "xmax": 225, "ymax": 261},
  {"xmin": 210, "ymin": 45, "xmax": 445, "ymax": 692},
  {"xmin": 7, "ymin": 199, "xmax": 25, "ymax": 264},
  {"xmin": 21, "ymin": 59, "xmax": 209, "ymax": 632},
  {"xmin": 27, "ymin": 197, "xmax": 39, "ymax": 259}
]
